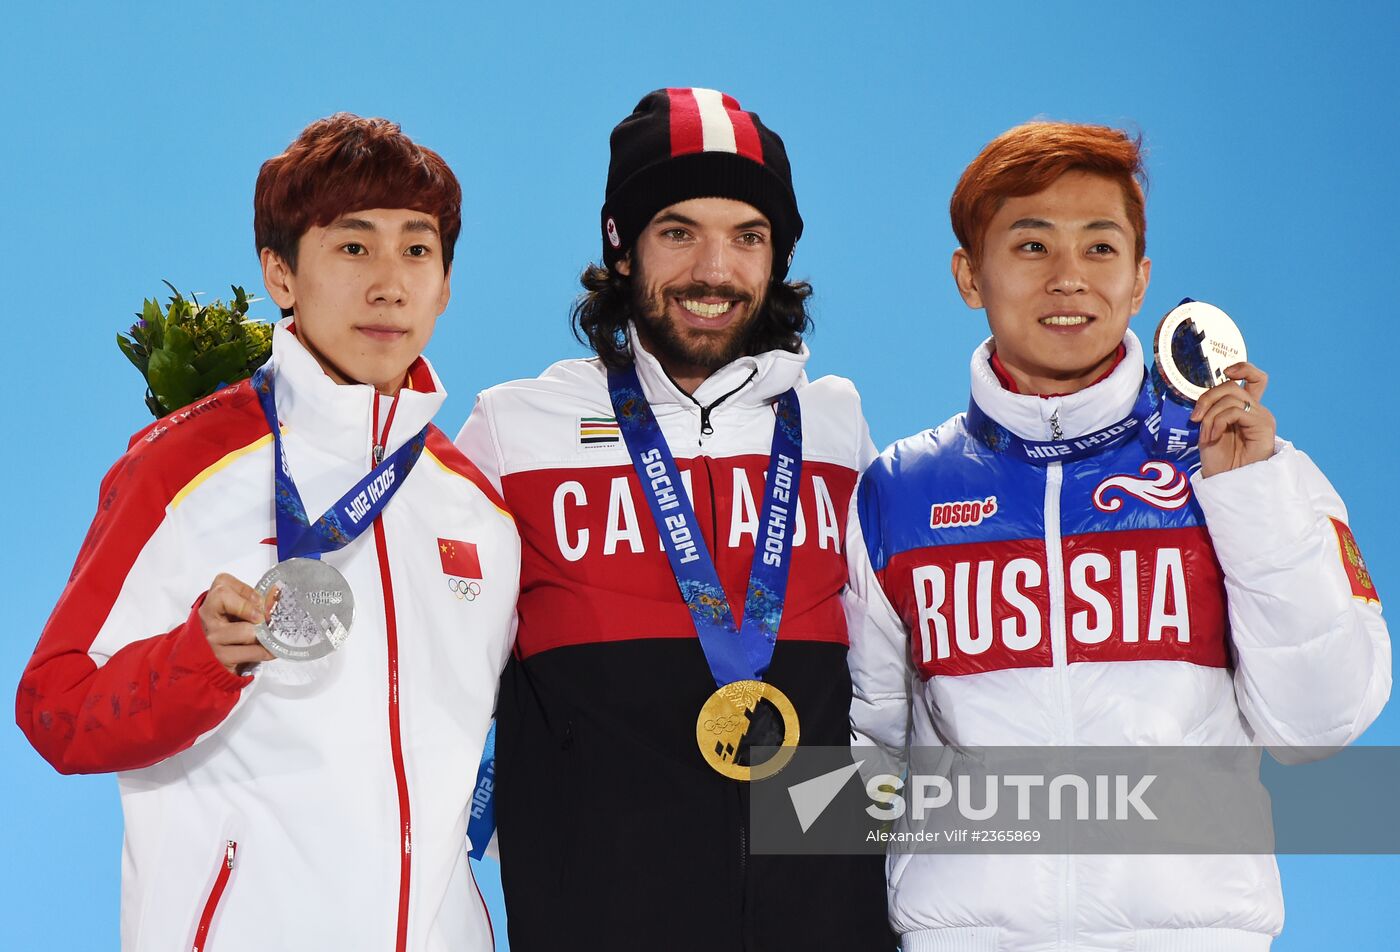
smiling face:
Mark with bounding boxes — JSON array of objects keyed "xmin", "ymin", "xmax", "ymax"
[
  {"xmin": 260, "ymin": 207, "xmax": 452, "ymax": 395},
  {"xmin": 617, "ymin": 197, "xmax": 773, "ymax": 391},
  {"xmin": 952, "ymin": 171, "xmax": 1151, "ymax": 395}
]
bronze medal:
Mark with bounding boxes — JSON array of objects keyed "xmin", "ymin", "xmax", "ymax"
[{"xmin": 696, "ymin": 679, "xmax": 800, "ymax": 781}]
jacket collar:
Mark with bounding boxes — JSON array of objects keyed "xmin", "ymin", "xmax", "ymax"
[
  {"xmin": 625, "ymin": 321, "xmax": 809, "ymax": 408},
  {"xmin": 969, "ymin": 329, "xmax": 1146, "ymax": 442},
  {"xmin": 266, "ymin": 318, "xmax": 446, "ymax": 462}
]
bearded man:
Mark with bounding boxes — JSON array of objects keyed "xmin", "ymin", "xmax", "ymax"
[{"xmin": 455, "ymin": 87, "xmax": 894, "ymax": 950}]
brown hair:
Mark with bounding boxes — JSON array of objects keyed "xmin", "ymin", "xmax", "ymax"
[{"xmin": 254, "ymin": 113, "xmax": 461, "ymax": 272}]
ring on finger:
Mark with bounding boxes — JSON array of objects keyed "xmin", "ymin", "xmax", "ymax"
[{"xmin": 1243, "ymin": 401, "xmax": 1253, "ymax": 413}]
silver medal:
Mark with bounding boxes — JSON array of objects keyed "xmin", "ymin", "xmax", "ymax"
[
  {"xmin": 1153, "ymin": 301, "xmax": 1248, "ymax": 405},
  {"xmin": 254, "ymin": 558, "xmax": 354, "ymax": 662}
]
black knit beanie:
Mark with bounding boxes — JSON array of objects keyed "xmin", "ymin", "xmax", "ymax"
[{"xmin": 600, "ymin": 88, "xmax": 804, "ymax": 281}]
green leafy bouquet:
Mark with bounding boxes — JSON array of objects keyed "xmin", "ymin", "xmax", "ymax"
[{"xmin": 118, "ymin": 282, "xmax": 274, "ymax": 417}]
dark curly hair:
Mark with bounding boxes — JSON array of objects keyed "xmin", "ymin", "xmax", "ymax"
[{"xmin": 571, "ymin": 263, "xmax": 813, "ymax": 368}]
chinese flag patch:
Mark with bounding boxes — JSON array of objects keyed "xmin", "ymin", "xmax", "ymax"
[
  {"xmin": 1330, "ymin": 518, "xmax": 1379, "ymax": 604},
  {"xmin": 438, "ymin": 538, "xmax": 482, "ymax": 579}
]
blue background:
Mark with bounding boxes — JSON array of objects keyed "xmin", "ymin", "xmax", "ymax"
[{"xmin": 3, "ymin": 2, "xmax": 1396, "ymax": 948}]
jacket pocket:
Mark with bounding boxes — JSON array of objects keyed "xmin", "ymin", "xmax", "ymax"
[{"xmin": 191, "ymin": 840, "xmax": 237, "ymax": 952}]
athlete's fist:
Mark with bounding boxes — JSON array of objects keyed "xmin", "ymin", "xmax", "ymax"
[
  {"xmin": 1191, "ymin": 362, "xmax": 1276, "ymax": 478},
  {"xmin": 199, "ymin": 573, "xmax": 277, "ymax": 674}
]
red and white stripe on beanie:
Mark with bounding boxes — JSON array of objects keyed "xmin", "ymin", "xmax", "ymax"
[
  {"xmin": 664, "ymin": 87, "xmax": 765, "ymax": 164},
  {"xmin": 601, "ymin": 87, "xmax": 802, "ymax": 278}
]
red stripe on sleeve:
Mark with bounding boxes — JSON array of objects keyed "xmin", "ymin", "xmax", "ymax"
[
  {"xmin": 16, "ymin": 382, "xmax": 266, "ymax": 774},
  {"xmin": 666, "ymin": 87, "xmax": 704, "ymax": 157},
  {"xmin": 425, "ymin": 428, "xmax": 512, "ymax": 516}
]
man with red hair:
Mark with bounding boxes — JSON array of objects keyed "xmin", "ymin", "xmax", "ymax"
[
  {"xmin": 17, "ymin": 114, "xmax": 518, "ymax": 951},
  {"xmin": 847, "ymin": 121, "xmax": 1389, "ymax": 949}
]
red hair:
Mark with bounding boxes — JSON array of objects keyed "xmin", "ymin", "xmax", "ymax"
[
  {"xmin": 950, "ymin": 121, "xmax": 1147, "ymax": 267},
  {"xmin": 254, "ymin": 113, "xmax": 461, "ymax": 271}
]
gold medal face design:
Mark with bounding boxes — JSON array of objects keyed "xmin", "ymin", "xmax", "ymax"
[{"xmin": 696, "ymin": 679, "xmax": 800, "ymax": 781}]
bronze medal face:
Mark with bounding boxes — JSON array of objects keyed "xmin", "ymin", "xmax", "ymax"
[
  {"xmin": 695, "ymin": 679, "xmax": 800, "ymax": 781},
  {"xmin": 253, "ymin": 558, "xmax": 354, "ymax": 662},
  {"xmin": 1153, "ymin": 301, "xmax": 1248, "ymax": 405}
]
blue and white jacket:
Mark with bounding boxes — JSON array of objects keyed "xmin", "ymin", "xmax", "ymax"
[{"xmin": 846, "ymin": 330, "xmax": 1389, "ymax": 952}]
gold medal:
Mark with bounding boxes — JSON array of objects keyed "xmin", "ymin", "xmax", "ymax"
[{"xmin": 695, "ymin": 679, "xmax": 800, "ymax": 781}]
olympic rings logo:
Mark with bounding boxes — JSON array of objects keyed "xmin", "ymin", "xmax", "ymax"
[
  {"xmin": 447, "ymin": 577, "xmax": 481, "ymax": 601},
  {"xmin": 703, "ymin": 714, "xmax": 745, "ymax": 736}
]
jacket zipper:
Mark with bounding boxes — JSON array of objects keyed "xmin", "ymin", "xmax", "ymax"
[
  {"xmin": 1043, "ymin": 461, "xmax": 1076, "ymax": 951},
  {"xmin": 697, "ymin": 450, "xmax": 751, "ymax": 940},
  {"xmin": 191, "ymin": 840, "xmax": 236, "ymax": 952},
  {"xmin": 738, "ymin": 803, "xmax": 750, "ymax": 945},
  {"xmin": 663, "ymin": 367, "xmax": 757, "ymax": 442},
  {"xmin": 663, "ymin": 366, "xmax": 760, "ymax": 935},
  {"xmin": 1044, "ymin": 461, "xmax": 1072, "ymax": 743},
  {"xmin": 372, "ymin": 400, "xmax": 413, "ymax": 952}
]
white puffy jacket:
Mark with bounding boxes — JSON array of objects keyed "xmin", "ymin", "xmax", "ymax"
[
  {"xmin": 18, "ymin": 322, "xmax": 519, "ymax": 951},
  {"xmin": 846, "ymin": 331, "xmax": 1389, "ymax": 951}
]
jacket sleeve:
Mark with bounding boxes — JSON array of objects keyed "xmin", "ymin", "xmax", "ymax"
[
  {"xmin": 844, "ymin": 465, "xmax": 914, "ymax": 759},
  {"xmin": 852, "ymin": 387, "xmax": 879, "ymax": 472},
  {"xmin": 454, "ymin": 392, "xmax": 507, "ymax": 496},
  {"xmin": 1192, "ymin": 441, "xmax": 1390, "ymax": 756},
  {"xmin": 16, "ymin": 449, "xmax": 251, "ymax": 775},
  {"xmin": 453, "ymin": 392, "xmax": 520, "ymax": 649},
  {"xmin": 455, "ymin": 393, "xmax": 517, "ymax": 863}
]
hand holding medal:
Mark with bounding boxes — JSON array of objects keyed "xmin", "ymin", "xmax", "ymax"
[
  {"xmin": 253, "ymin": 558, "xmax": 355, "ymax": 662},
  {"xmin": 244, "ymin": 365, "xmax": 426, "ymax": 680},
  {"xmin": 1154, "ymin": 300, "xmax": 1276, "ymax": 477},
  {"xmin": 199, "ymin": 573, "xmax": 277, "ymax": 674},
  {"xmin": 196, "ymin": 562, "xmax": 354, "ymax": 676}
]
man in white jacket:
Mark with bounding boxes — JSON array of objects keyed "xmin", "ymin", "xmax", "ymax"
[
  {"xmin": 847, "ymin": 120, "xmax": 1389, "ymax": 951},
  {"xmin": 17, "ymin": 113, "xmax": 518, "ymax": 951}
]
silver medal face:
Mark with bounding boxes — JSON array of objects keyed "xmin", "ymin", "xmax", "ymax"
[
  {"xmin": 1153, "ymin": 301, "xmax": 1248, "ymax": 404},
  {"xmin": 254, "ymin": 558, "xmax": 354, "ymax": 662}
]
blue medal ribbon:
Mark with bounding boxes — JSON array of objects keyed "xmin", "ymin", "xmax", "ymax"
[
  {"xmin": 609, "ymin": 364, "xmax": 803, "ymax": 687},
  {"xmin": 466, "ymin": 720, "xmax": 496, "ymax": 861},
  {"xmin": 1150, "ymin": 364, "xmax": 1201, "ymax": 460},
  {"xmin": 967, "ymin": 368, "xmax": 1199, "ymax": 466},
  {"xmin": 252, "ymin": 365, "xmax": 427, "ymax": 561},
  {"xmin": 469, "ymin": 368, "xmax": 802, "ymax": 858},
  {"xmin": 1153, "ymin": 296, "xmax": 1208, "ymax": 458}
]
